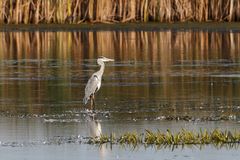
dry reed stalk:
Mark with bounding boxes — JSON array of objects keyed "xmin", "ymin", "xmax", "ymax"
[
  {"xmin": 8, "ymin": 0, "xmax": 13, "ymax": 23},
  {"xmin": 228, "ymin": 0, "xmax": 234, "ymax": 21},
  {"xmin": 67, "ymin": 0, "xmax": 72, "ymax": 17},
  {"xmin": 55, "ymin": 0, "xmax": 69, "ymax": 23},
  {"xmin": 73, "ymin": 0, "xmax": 81, "ymax": 23},
  {"xmin": 237, "ymin": 1, "xmax": 240, "ymax": 20},
  {"xmin": 42, "ymin": 0, "xmax": 53, "ymax": 23},
  {"xmin": 56, "ymin": 0, "xmax": 64, "ymax": 23},
  {"xmin": 0, "ymin": 0, "xmax": 5, "ymax": 23},
  {"xmin": 118, "ymin": 0, "xmax": 123, "ymax": 20},
  {"xmin": 1, "ymin": 0, "xmax": 240, "ymax": 23},
  {"xmin": 140, "ymin": 0, "xmax": 145, "ymax": 21},
  {"xmin": 34, "ymin": 0, "xmax": 41, "ymax": 24},
  {"xmin": 157, "ymin": 0, "xmax": 172, "ymax": 22},
  {"xmin": 212, "ymin": 0, "xmax": 222, "ymax": 21},
  {"xmin": 23, "ymin": 0, "xmax": 31, "ymax": 24},
  {"xmin": 148, "ymin": 0, "xmax": 155, "ymax": 20},
  {"xmin": 122, "ymin": 0, "xmax": 127, "ymax": 22},
  {"xmin": 195, "ymin": 0, "xmax": 209, "ymax": 22},
  {"xmin": 15, "ymin": 0, "xmax": 20, "ymax": 24},
  {"xmin": 119, "ymin": 0, "xmax": 134, "ymax": 22},
  {"xmin": 175, "ymin": 0, "xmax": 193, "ymax": 21},
  {"xmin": 88, "ymin": 0, "xmax": 94, "ymax": 21},
  {"xmin": 130, "ymin": 0, "xmax": 137, "ymax": 21},
  {"xmin": 96, "ymin": 0, "xmax": 106, "ymax": 21}
]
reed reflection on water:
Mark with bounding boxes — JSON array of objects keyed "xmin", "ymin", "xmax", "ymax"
[{"xmin": 0, "ymin": 31, "xmax": 240, "ymax": 120}]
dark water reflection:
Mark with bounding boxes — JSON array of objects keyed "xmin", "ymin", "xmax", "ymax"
[{"xmin": 0, "ymin": 31, "xmax": 240, "ymax": 121}]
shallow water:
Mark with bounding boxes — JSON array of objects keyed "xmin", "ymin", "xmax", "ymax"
[
  {"xmin": 1, "ymin": 144, "xmax": 240, "ymax": 160},
  {"xmin": 0, "ymin": 30, "xmax": 240, "ymax": 159}
]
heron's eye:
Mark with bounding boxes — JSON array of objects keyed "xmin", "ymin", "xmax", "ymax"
[{"xmin": 98, "ymin": 56, "xmax": 104, "ymax": 59}]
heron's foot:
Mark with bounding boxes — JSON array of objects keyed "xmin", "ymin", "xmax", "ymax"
[
  {"xmin": 87, "ymin": 110, "xmax": 96, "ymax": 119},
  {"xmin": 86, "ymin": 108, "xmax": 96, "ymax": 114},
  {"xmin": 90, "ymin": 108, "xmax": 96, "ymax": 114}
]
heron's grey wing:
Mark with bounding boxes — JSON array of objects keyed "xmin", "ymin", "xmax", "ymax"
[{"xmin": 83, "ymin": 75, "xmax": 100, "ymax": 104}]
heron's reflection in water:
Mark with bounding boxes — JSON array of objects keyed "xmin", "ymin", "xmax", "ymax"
[
  {"xmin": 86, "ymin": 114, "xmax": 108, "ymax": 160},
  {"xmin": 86, "ymin": 114, "xmax": 102, "ymax": 137}
]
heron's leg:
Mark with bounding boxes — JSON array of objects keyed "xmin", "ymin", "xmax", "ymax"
[
  {"xmin": 90, "ymin": 95, "xmax": 93, "ymax": 110},
  {"xmin": 92, "ymin": 94, "xmax": 95, "ymax": 110}
]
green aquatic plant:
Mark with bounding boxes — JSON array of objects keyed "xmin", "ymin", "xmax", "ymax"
[
  {"xmin": 179, "ymin": 129, "xmax": 198, "ymax": 144},
  {"xmin": 145, "ymin": 130, "xmax": 157, "ymax": 144},
  {"xmin": 86, "ymin": 129, "xmax": 240, "ymax": 147},
  {"xmin": 118, "ymin": 132, "xmax": 140, "ymax": 146}
]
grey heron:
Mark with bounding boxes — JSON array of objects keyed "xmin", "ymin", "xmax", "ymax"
[{"xmin": 83, "ymin": 56, "xmax": 114, "ymax": 110}]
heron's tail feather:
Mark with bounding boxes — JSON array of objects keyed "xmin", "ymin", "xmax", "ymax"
[{"xmin": 83, "ymin": 96, "xmax": 89, "ymax": 105}]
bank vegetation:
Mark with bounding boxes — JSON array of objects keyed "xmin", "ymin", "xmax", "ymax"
[{"xmin": 0, "ymin": 0, "xmax": 240, "ymax": 24}]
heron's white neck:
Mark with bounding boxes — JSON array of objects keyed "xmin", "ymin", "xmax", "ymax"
[{"xmin": 96, "ymin": 60, "xmax": 105, "ymax": 78}]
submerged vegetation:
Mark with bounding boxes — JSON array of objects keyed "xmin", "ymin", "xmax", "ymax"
[
  {"xmin": 0, "ymin": 0, "xmax": 240, "ymax": 24},
  {"xmin": 88, "ymin": 129, "xmax": 240, "ymax": 146}
]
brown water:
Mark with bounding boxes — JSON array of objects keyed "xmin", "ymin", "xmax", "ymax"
[{"xmin": 0, "ymin": 30, "xmax": 240, "ymax": 160}]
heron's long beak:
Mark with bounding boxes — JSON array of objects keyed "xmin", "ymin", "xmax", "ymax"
[
  {"xmin": 108, "ymin": 58, "xmax": 114, "ymax": 62},
  {"xmin": 104, "ymin": 58, "xmax": 114, "ymax": 62}
]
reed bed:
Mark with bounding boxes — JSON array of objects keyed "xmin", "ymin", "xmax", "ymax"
[
  {"xmin": 0, "ymin": 0, "xmax": 240, "ymax": 24},
  {"xmin": 87, "ymin": 129, "xmax": 240, "ymax": 146}
]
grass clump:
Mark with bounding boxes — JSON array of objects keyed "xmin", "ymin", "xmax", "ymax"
[
  {"xmin": 118, "ymin": 132, "xmax": 140, "ymax": 146},
  {"xmin": 88, "ymin": 133, "xmax": 116, "ymax": 144},
  {"xmin": 87, "ymin": 129, "xmax": 240, "ymax": 147}
]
